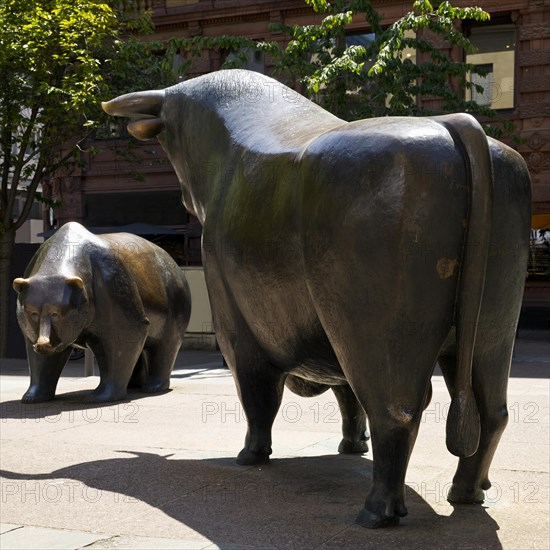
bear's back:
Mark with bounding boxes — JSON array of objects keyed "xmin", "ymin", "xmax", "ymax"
[
  {"xmin": 98, "ymin": 231, "xmax": 189, "ymax": 312},
  {"xmin": 24, "ymin": 222, "xmax": 98, "ymax": 279}
]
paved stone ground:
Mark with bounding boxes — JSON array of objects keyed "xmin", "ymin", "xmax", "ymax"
[{"xmin": 0, "ymin": 332, "xmax": 548, "ymax": 549}]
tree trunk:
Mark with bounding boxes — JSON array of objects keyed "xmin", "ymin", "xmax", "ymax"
[{"xmin": 0, "ymin": 228, "xmax": 16, "ymax": 358}]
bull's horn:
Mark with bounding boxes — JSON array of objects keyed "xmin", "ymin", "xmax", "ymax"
[
  {"xmin": 101, "ymin": 90, "xmax": 165, "ymax": 118},
  {"xmin": 13, "ymin": 278, "xmax": 30, "ymax": 293}
]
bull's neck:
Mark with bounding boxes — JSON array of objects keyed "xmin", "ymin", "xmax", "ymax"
[
  {"xmin": 183, "ymin": 150, "xmax": 237, "ymax": 227},
  {"xmin": 167, "ymin": 151, "xmax": 219, "ymax": 227},
  {"xmin": 162, "ymin": 103, "xmax": 237, "ymax": 227}
]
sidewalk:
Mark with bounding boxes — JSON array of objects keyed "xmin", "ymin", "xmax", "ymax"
[{"xmin": 0, "ymin": 333, "xmax": 548, "ymax": 549}]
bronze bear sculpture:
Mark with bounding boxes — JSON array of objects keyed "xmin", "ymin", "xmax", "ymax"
[
  {"xmin": 103, "ymin": 69, "xmax": 531, "ymax": 527},
  {"xmin": 13, "ymin": 222, "xmax": 191, "ymax": 403}
]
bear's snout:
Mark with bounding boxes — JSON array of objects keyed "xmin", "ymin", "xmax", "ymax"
[{"xmin": 33, "ymin": 336, "xmax": 61, "ymax": 355}]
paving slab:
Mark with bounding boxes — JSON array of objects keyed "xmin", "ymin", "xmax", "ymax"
[
  {"xmin": 1, "ymin": 334, "xmax": 548, "ymax": 549},
  {"xmin": 86, "ymin": 534, "xmax": 220, "ymax": 549},
  {"xmin": 0, "ymin": 525, "xmax": 107, "ymax": 549}
]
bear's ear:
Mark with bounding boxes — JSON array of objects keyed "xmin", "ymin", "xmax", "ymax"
[
  {"xmin": 66, "ymin": 276, "xmax": 84, "ymax": 291},
  {"xmin": 13, "ymin": 278, "xmax": 30, "ymax": 294}
]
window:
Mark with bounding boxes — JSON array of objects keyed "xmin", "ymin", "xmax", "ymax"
[
  {"xmin": 225, "ymin": 48, "xmax": 265, "ymax": 74},
  {"xmin": 528, "ymin": 215, "xmax": 550, "ymax": 280},
  {"xmin": 346, "ymin": 32, "xmax": 376, "ymax": 49},
  {"xmin": 471, "ymin": 63, "xmax": 494, "ymax": 106},
  {"xmin": 345, "ymin": 31, "xmax": 417, "ymax": 108},
  {"xmin": 467, "ymin": 24, "xmax": 515, "ymax": 110},
  {"xmin": 346, "ymin": 32, "xmax": 377, "ymax": 73}
]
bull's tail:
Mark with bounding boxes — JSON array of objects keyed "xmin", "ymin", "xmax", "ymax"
[{"xmin": 437, "ymin": 114, "xmax": 493, "ymax": 458}]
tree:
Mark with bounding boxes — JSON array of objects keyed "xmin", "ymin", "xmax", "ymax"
[
  {"xmin": 0, "ymin": 0, "xmax": 177, "ymax": 357},
  {"xmin": 275, "ymin": 0, "xmax": 517, "ymax": 133},
  {"xmin": 170, "ymin": 0, "xmax": 513, "ymax": 136}
]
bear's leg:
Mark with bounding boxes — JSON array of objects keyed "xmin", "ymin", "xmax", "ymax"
[
  {"xmin": 88, "ymin": 331, "xmax": 147, "ymax": 402},
  {"xmin": 22, "ymin": 340, "xmax": 72, "ymax": 403},
  {"xmin": 127, "ymin": 352, "xmax": 147, "ymax": 389},
  {"xmin": 143, "ymin": 340, "xmax": 180, "ymax": 393}
]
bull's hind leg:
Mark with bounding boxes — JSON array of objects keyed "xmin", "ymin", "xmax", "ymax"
[
  {"xmin": 333, "ymin": 385, "xmax": 369, "ymax": 454},
  {"xmin": 352, "ymin": 368, "xmax": 434, "ymax": 526},
  {"xmin": 439, "ymin": 333, "xmax": 515, "ymax": 504},
  {"xmin": 439, "ymin": 139, "xmax": 530, "ymax": 503},
  {"xmin": 285, "ymin": 376, "xmax": 369, "ymax": 453},
  {"xmin": 332, "ymin": 325, "xmax": 443, "ymax": 528},
  {"xmin": 303, "ymin": 337, "xmax": 435, "ymax": 527}
]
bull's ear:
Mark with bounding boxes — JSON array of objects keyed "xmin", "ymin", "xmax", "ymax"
[
  {"xmin": 13, "ymin": 278, "xmax": 30, "ymax": 294},
  {"xmin": 66, "ymin": 276, "xmax": 84, "ymax": 291},
  {"xmin": 127, "ymin": 118, "xmax": 164, "ymax": 140}
]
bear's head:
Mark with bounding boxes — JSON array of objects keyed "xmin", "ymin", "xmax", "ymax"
[{"xmin": 13, "ymin": 275, "xmax": 91, "ymax": 355}]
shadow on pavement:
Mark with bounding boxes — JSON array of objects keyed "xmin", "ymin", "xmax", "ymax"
[
  {"xmin": 0, "ymin": 452, "xmax": 502, "ymax": 549},
  {"xmin": 0, "ymin": 389, "xmax": 171, "ymax": 420}
]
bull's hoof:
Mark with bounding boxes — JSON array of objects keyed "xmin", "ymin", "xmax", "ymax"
[
  {"xmin": 355, "ymin": 508, "xmax": 400, "ymax": 529},
  {"xmin": 447, "ymin": 483, "xmax": 485, "ymax": 504},
  {"xmin": 22, "ymin": 388, "xmax": 54, "ymax": 404},
  {"xmin": 338, "ymin": 438, "xmax": 369, "ymax": 454},
  {"xmin": 236, "ymin": 448, "xmax": 270, "ymax": 466}
]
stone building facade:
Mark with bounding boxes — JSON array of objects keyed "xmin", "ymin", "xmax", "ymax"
[{"xmin": 46, "ymin": 0, "xmax": 550, "ymax": 286}]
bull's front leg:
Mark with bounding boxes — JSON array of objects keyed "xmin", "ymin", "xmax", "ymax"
[
  {"xmin": 234, "ymin": 361, "xmax": 286, "ymax": 465},
  {"xmin": 215, "ymin": 316, "xmax": 286, "ymax": 465},
  {"xmin": 204, "ymin": 252, "xmax": 287, "ymax": 465}
]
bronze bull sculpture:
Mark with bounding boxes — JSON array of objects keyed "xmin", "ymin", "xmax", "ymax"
[{"xmin": 103, "ymin": 69, "xmax": 531, "ymax": 527}]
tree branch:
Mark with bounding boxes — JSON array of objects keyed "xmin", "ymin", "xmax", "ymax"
[
  {"xmin": 0, "ymin": 127, "xmax": 12, "ymax": 214},
  {"xmin": 13, "ymin": 156, "xmax": 46, "ymax": 231},
  {"xmin": 5, "ymin": 105, "xmax": 40, "ymax": 227},
  {"xmin": 42, "ymin": 129, "xmax": 94, "ymax": 177}
]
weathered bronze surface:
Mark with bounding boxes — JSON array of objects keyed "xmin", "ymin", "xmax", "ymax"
[
  {"xmin": 103, "ymin": 70, "xmax": 531, "ymax": 527},
  {"xmin": 13, "ymin": 222, "xmax": 191, "ymax": 403}
]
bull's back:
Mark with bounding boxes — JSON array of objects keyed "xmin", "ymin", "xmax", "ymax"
[{"xmin": 300, "ymin": 118, "xmax": 469, "ymax": 324}]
